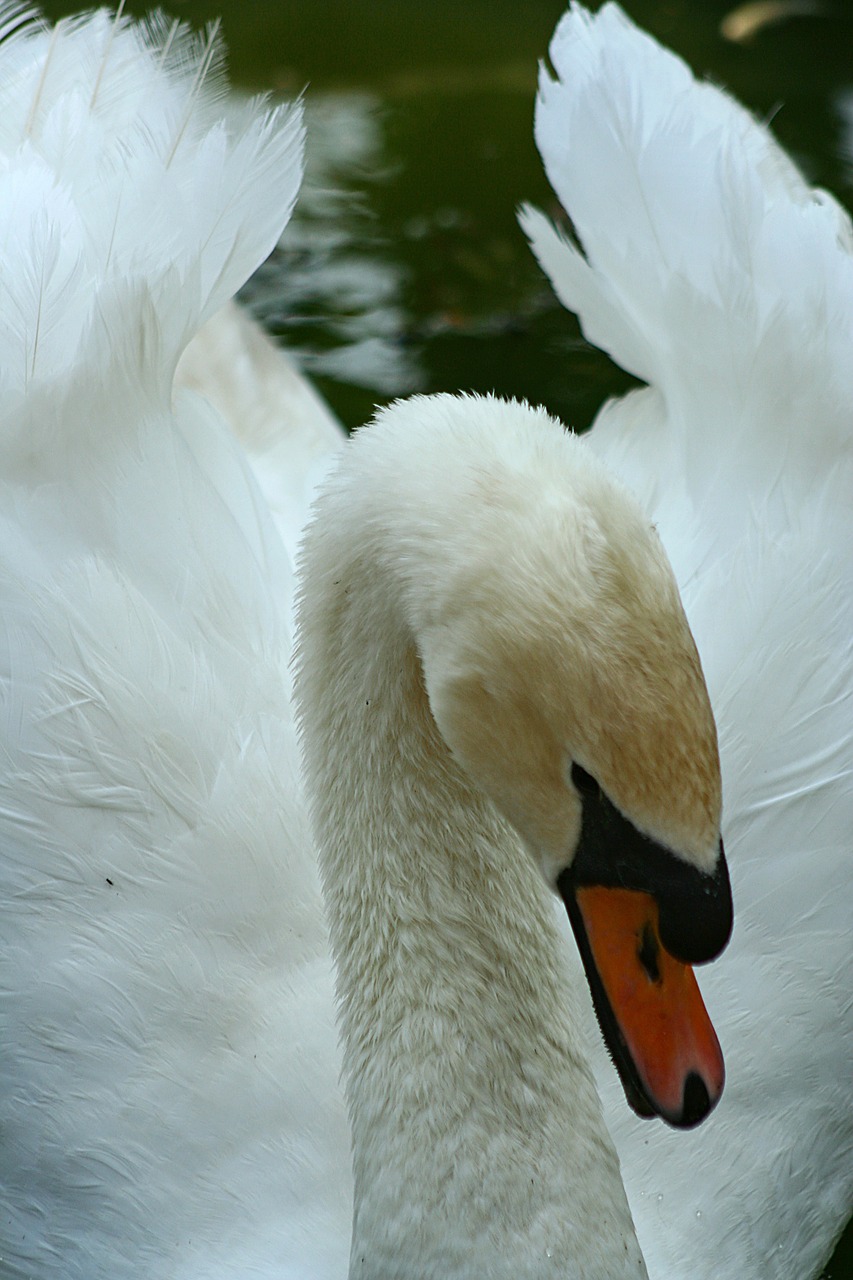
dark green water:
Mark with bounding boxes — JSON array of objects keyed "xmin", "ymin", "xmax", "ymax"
[{"xmin": 38, "ymin": 1, "xmax": 853, "ymax": 1274}]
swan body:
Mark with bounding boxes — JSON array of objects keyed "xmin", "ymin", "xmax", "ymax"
[
  {"xmin": 0, "ymin": 5, "xmax": 735, "ymax": 1278},
  {"xmin": 522, "ymin": 5, "xmax": 853, "ymax": 1276},
  {"xmin": 177, "ymin": 300, "xmax": 344, "ymax": 574}
]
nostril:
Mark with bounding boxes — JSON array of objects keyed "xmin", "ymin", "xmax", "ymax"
[{"xmin": 637, "ymin": 921, "xmax": 661, "ymax": 983}]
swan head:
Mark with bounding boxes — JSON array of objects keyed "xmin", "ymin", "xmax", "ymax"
[
  {"xmin": 304, "ymin": 393, "xmax": 731, "ymax": 1130},
  {"xmin": 378, "ymin": 394, "xmax": 732, "ymax": 1127}
]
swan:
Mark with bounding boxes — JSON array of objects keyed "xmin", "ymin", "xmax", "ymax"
[
  {"xmin": 183, "ymin": 24, "xmax": 853, "ymax": 1277},
  {"xmin": 0, "ymin": 5, "xmax": 734, "ymax": 1279},
  {"xmin": 176, "ymin": 300, "xmax": 345, "ymax": 595},
  {"xmin": 520, "ymin": 5, "xmax": 853, "ymax": 1277}
]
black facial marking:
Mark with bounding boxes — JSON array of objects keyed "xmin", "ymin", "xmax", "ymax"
[
  {"xmin": 571, "ymin": 762, "xmax": 600, "ymax": 798},
  {"xmin": 567, "ymin": 763, "xmax": 732, "ymax": 965}
]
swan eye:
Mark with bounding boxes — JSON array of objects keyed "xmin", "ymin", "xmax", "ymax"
[{"xmin": 571, "ymin": 763, "xmax": 601, "ymax": 799}]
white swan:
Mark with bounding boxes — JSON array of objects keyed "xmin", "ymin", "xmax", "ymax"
[
  {"xmin": 187, "ymin": 20, "xmax": 853, "ymax": 1274},
  {"xmin": 0, "ymin": 6, "xmax": 734, "ymax": 1280},
  {"xmin": 520, "ymin": 5, "xmax": 853, "ymax": 1277},
  {"xmin": 176, "ymin": 300, "xmax": 344, "ymax": 573}
]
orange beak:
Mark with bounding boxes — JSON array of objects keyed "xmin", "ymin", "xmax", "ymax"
[{"xmin": 574, "ymin": 885, "xmax": 725, "ymax": 1126}]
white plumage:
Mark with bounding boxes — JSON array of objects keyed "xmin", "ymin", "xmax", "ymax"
[
  {"xmin": 522, "ymin": 5, "xmax": 853, "ymax": 1276},
  {"xmin": 1, "ymin": 6, "xmax": 656, "ymax": 1278},
  {"xmin": 0, "ymin": 10, "xmax": 351, "ymax": 1277},
  {"xmin": 1, "ymin": 2, "xmax": 850, "ymax": 1279}
]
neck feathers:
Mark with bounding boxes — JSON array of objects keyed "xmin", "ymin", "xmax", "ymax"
[{"xmin": 296, "ymin": 408, "xmax": 645, "ymax": 1278}]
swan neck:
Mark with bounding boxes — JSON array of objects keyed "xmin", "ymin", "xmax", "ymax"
[{"xmin": 296, "ymin": 511, "xmax": 646, "ymax": 1279}]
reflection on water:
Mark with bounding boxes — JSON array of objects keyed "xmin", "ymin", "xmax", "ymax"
[
  {"xmin": 250, "ymin": 93, "xmax": 422, "ymax": 408},
  {"xmin": 246, "ymin": 80, "xmax": 619, "ymax": 429},
  {"xmin": 30, "ymin": 0, "xmax": 853, "ymax": 1274}
]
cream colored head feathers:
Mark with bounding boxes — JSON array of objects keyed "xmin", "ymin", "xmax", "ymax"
[{"xmin": 303, "ymin": 392, "xmax": 721, "ymax": 887}]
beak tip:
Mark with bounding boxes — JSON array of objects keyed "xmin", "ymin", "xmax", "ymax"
[{"xmin": 661, "ymin": 1063, "xmax": 724, "ymax": 1129}]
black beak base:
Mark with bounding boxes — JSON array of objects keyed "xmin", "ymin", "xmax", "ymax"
[{"xmin": 566, "ymin": 765, "xmax": 732, "ymax": 965}]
